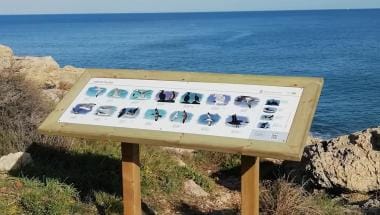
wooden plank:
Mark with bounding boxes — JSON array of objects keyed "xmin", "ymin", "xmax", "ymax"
[
  {"xmin": 121, "ymin": 142, "xmax": 141, "ymax": 215},
  {"xmin": 38, "ymin": 69, "xmax": 323, "ymax": 161},
  {"xmin": 241, "ymin": 156, "xmax": 260, "ymax": 215}
]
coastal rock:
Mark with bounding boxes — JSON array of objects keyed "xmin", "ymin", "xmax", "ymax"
[
  {"xmin": 183, "ymin": 180, "xmax": 209, "ymax": 197},
  {"xmin": 263, "ymin": 135, "xmax": 321, "ymax": 165},
  {"xmin": 13, "ymin": 56, "xmax": 60, "ymax": 87},
  {"xmin": 307, "ymin": 135, "xmax": 322, "ymax": 145},
  {"xmin": 62, "ymin": 65, "xmax": 85, "ymax": 73},
  {"xmin": 363, "ymin": 198, "xmax": 380, "ymax": 209},
  {"xmin": 42, "ymin": 89, "xmax": 65, "ymax": 103},
  {"xmin": 0, "ymin": 45, "xmax": 14, "ymax": 70},
  {"xmin": 363, "ymin": 198, "xmax": 380, "ymax": 214},
  {"xmin": 0, "ymin": 44, "xmax": 84, "ymax": 101},
  {"xmin": 55, "ymin": 68, "xmax": 84, "ymax": 90},
  {"xmin": 304, "ymin": 128, "xmax": 380, "ymax": 192},
  {"xmin": 0, "ymin": 152, "xmax": 32, "ymax": 172},
  {"xmin": 14, "ymin": 56, "xmax": 60, "ymax": 73}
]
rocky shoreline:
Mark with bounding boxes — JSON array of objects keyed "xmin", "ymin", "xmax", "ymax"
[{"xmin": 1, "ymin": 44, "xmax": 379, "ymax": 212}]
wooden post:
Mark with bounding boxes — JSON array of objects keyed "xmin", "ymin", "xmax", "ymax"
[
  {"xmin": 241, "ymin": 156, "xmax": 260, "ymax": 215},
  {"xmin": 121, "ymin": 142, "xmax": 142, "ymax": 215}
]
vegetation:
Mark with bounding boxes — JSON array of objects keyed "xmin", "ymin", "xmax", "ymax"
[
  {"xmin": 260, "ymin": 179, "xmax": 346, "ymax": 215},
  {"xmin": 0, "ymin": 176, "xmax": 95, "ymax": 215},
  {"xmin": 0, "ymin": 67, "xmax": 67, "ymax": 156},
  {"xmin": 0, "ymin": 67, "xmax": 351, "ymax": 214}
]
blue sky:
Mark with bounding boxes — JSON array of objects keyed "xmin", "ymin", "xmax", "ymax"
[{"xmin": 0, "ymin": 0, "xmax": 379, "ymax": 14}]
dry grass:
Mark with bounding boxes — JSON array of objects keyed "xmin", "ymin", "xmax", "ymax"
[
  {"xmin": 0, "ymin": 67, "xmax": 68, "ymax": 156},
  {"xmin": 260, "ymin": 179, "xmax": 323, "ymax": 215}
]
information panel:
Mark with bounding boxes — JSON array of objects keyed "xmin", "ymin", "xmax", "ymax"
[
  {"xmin": 39, "ymin": 69, "xmax": 323, "ymax": 160},
  {"xmin": 59, "ymin": 78, "xmax": 303, "ymax": 143}
]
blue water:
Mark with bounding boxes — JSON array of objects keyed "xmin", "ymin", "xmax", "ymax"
[{"xmin": 1, "ymin": 9, "xmax": 379, "ymax": 138}]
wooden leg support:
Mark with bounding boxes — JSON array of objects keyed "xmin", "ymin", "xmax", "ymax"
[
  {"xmin": 121, "ymin": 144, "xmax": 258, "ymax": 215},
  {"xmin": 241, "ymin": 156, "xmax": 260, "ymax": 215},
  {"xmin": 121, "ymin": 142, "xmax": 142, "ymax": 215}
]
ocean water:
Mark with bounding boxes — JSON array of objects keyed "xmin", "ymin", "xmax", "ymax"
[{"xmin": 0, "ymin": 9, "xmax": 379, "ymax": 138}]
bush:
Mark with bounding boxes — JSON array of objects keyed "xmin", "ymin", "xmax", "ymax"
[
  {"xmin": 0, "ymin": 68, "xmax": 67, "ymax": 156},
  {"xmin": 260, "ymin": 179, "xmax": 323, "ymax": 215}
]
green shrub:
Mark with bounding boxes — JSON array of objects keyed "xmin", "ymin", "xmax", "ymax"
[
  {"xmin": 94, "ymin": 191, "xmax": 123, "ymax": 215},
  {"xmin": 141, "ymin": 146, "xmax": 185, "ymax": 195},
  {"xmin": 20, "ymin": 178, "xmax": 90, "ymax": 215}
]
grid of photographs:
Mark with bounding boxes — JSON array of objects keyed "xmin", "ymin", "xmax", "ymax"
[
  {"xmin": 75, "ymin": 87, "xmax": 283, "ymax": 128},
  {"xmin": 60, "ymin": 78, "xmax": 303, "ymax": 143}
]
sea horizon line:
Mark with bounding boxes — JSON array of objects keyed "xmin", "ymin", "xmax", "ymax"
[{"xmin": 0, "ymin": 7, "xmax": 379, "ymax": 16}]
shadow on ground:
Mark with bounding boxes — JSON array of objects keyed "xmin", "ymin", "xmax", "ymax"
[
  {"xmin": 11, "ymin": 143, "xmax": 122, "ymax": 200},
  {"xmin": 176, "ymin": 202, "xmax": 238, "ymax": 215},
  {"xmin": 9, "ymin": 143, "xmax": 239, "ymax": 215},
  {"xmin": 211, "ymin": 159, "xmax": 311, "ymax": 191},
  {"xmin": 10, "ymin": 143, "xmax": 161, "ymax": 215},
  {"xmin": 9, "ymin": 143, "xmax": 125, "ymax": 215}
]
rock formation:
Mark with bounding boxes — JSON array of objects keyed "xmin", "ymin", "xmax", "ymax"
[
  {"xmin": 0, "ymin": 152, "xmax": 32, "ymax": 172},
  {"xmin": 0, "ymin": 44, "xmax": 84, "ymax": 103},
  {"xmin": 304, "ymin": 128, "xmax": 380, "ymax": 192},
  {"xmin": 183, "ymin": 179, "xmax": 209, "ymax": 197}
]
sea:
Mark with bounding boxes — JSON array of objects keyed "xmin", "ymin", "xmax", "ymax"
[{"xmin": 0, "ymin": 9, "xmax": 379, "ymax": 139}]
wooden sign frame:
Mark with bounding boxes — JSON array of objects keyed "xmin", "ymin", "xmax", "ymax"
[
  {"xmin": 39, "ymin": 69, "xmax": 323, "ymax": 214},
  {"xmin": 39, "ymin": 69, "xmax": 323, "ymax": 161}
]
